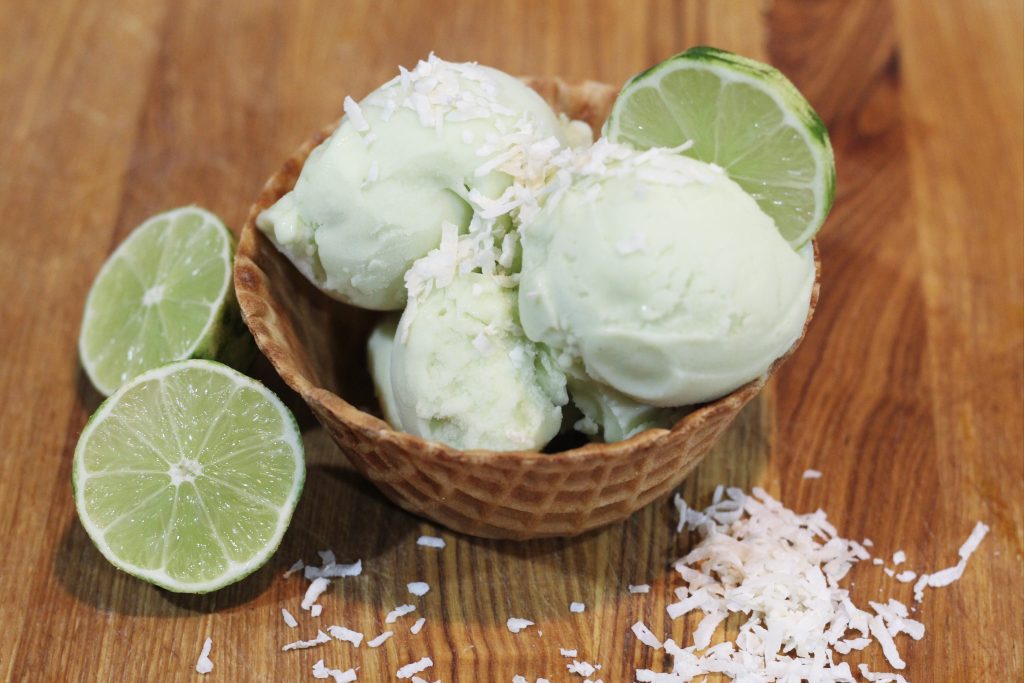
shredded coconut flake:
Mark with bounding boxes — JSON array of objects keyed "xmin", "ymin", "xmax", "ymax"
[
  {"xmin": 327, "ymin": 625, "xmax": 364, "ymax": 647},
  {"xmin": 892, "ymin": 551, "xmax": 906, "ymax": 566},
  {"xmin": 628, "ymin": 584, "xmax": 651, "ymax": 594},
  {"xmin": 343, "ymin": 96, "xmax": 370, "ymax": 132},
  {"xmin": 417, "ymin": 535, "xmax": 446, "ymax": 549},
  {"xmin": 566, "ymin": 660, "xmax": 600, "ymax": 677},
  {"xmin": 913, "ymin": 522, "xmax": 989, "ymax": 602},
  {"xmin": 282, "ymin": 608, "xmax": 298, "ymax": 628},
  {"xmin": 631, "ymin": 620, "xmax": 663, "ymax": 650},
  {"xmin": 283, "ymin": 559, "xmax": 305, "ymax": 578},
  {"xmin": 312, "ymin": 659, "xmax": 358, "ymax": 682},
  {"xmin": 386, "ymin": 604, "xmax": 417, "ymax": 623},
  {"xmin": 802, "ymin": 468, "xmax": 823, "ymax": 479},
  {"xmin": 559, "ymin": 648, "xmax": 578, "ymax": 657},
  {"xmin": 506, "ymin": 617, "xmax": 534, "ymax": 634},
  {"xmin": 302, "ymin": 577, "xmax": 331, "ymax": 611},
  {"xmin": 282, "ymin": 629, "xmax": 331, "ymax": 652},
  {"xmin": 195, "ymin": 637, "xmax": 213, "ymax": 674},
  {"xmin": 410, "ymin": 617, "xmax": 426, "ymax": 635},
  {"xmin": 396, "ymin": 657, "xmax": 433, "ymax": 679},
  {"xmin": 310, "ymin": 604, "xmax": 323, "ymax": 617},
  {"xmin": 367, "ymin": 631, "xmax": 393, "ymax": 648},
  {"xmin": 408, "ymin": 581, "xmax": 430, "ymax": 596},
  {"xmin": 569, "ymin": 602, "xmax": 585, "ymax": 613}
]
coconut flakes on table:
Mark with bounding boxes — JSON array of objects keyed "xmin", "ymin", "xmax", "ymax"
[
  {"xmin": 302, "ymin": 577, "xmax": 331, "ymax": 611},
  {"xmin": 305, "ymin": 550, "xmax": 363, "ymax": 579},
  {"xmin": 282, "ymin": 630, "xmax": 331, "ymax": 652},
  {"xmin": 195, "ymin": 637, "xmax": 213, "ymax": 674},
  {"xmin": 506, "ymin": 617, "xmax": 534, "ymax": 634},
  {"xmin": 416, "ymin": 535, "xmax": 446, "ymax": 549},
  {"xmin": 912, "ymin": 521, "xmax": 990, "ymax": 602},
  {"xmin": 396, "ymin": 657, "xmax": 433, "ymax": 679},
  {"xmin": 408, "ymin": 581, "xmax": 430, "ymax": 596},
  {"xmin": 366, "ymin": 630, "xmax": 393, "ymax": 648},
  {"xmin": 310, "ymin": 604, "xmax": 323, "ymax": 617},
  {"xmin": 803, "ymin": 468, "xmax": 823, "ymax": 479},
  {"xmin": 892, "ymin": 551, "xmax": 906, "ymax": 566},
  {"xmin": 566, "ymin": 660, "xmax": 601, "ymax": 677},
  {"xmin": 312, "ymin": 659, "xmax": 358, "ymax": 682},
  {"xmin": 284, "ymin": 559, "xmax": 305, "ymax": 578},
  {"xmin": 631, "ymin": 620, "xmax": 662, "ymax": 650},
  {"xmin": 386, "ymin": 604, "xmax": 417, "ymax": 623},
  {"xmin": 655, "ymin": 486, "xmax": 902, "ymax": 681},
  {"xmin": 628, "ymin": 584, "xmax": 651, "ymax": 594},
  {"xmin": 559, "ymin": 648, "xmax": 577, "ymax": 658},
  {"xmin": 327, "ymin": 625, "xmax": 364, "ymax": 647},
  {"xmin": 894, "ymin": 570, "xmax": 917, "ymax": 583},
  {"xmin": 410, "ymin": 617, "xmax": 426, "ymax": 635},
  {"xmin": 569, "ymin": 602, "xmax": 585, "ymax": 613},
  {"xmin": 282, "ymin": 608, "xmax": 298, "ymax": 628}
]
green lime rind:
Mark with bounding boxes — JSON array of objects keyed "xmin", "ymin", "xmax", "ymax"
[
  {"xmin": 78, "ymin": 207, "xmax": 255, "ymax": 397},
  {"xmin": 605, "ymin": 46, "xmax": 835, "ymax": 248},
  {"xmin": 72, "ymin": 359, "xmax": 305, "ymax": 594}
]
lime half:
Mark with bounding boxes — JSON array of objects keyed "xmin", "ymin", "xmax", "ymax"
[
  {"xmin": 73, "ymin": 360, "xmax": 304, "ymax": 593},
  {"xmin": 605, "ymin": 46, "xmax": 835, "ymax": 247},
  {"xmin": 79, "ymin": 206, "xmax": 253, "ymax": 396}
]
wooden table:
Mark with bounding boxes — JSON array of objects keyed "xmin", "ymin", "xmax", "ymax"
[{"xmin": 1, "ymin": 1, "xmax": 1020, "ymax": 680}]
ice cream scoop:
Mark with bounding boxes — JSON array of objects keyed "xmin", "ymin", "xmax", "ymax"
[
  {"xmin": 518, "ymin": 142, "xmax": 816, "ymax": 407},
  {"xmin": 366, "ymin": 314, "xmax": 403, "ymax": 430},
  {"xmin": 567, "ymin": 373, "xmax": 687, "ymax": 442},
  {"xmin": 256, "ymin": 54, "xmax": 567, "ymax": 310},
  {"xmin": 390, "ymin": 272, "xmax": 567, "ymax": 451}
]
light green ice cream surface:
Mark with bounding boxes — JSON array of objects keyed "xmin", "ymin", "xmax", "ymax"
[
  {"xmin": 256, "ymin": 56, "xmax": 566, "ymax": 310},
  {"xmin": 518, "ymin": 148, "xmax": 815, "ymax": 407},
  {"xmin": 366, "ymin": 314, "xmax": 403, "ymax": 430},
  {"xmin": 390, "ymin": 273, "xmax": 567, "ymax": 451}
]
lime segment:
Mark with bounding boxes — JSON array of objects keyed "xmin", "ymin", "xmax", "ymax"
[
  {"xmin": 605, "ymin": 46, "xmax": 835, "ymax": 247},
  {"xmin": 79, "ymin": 206, "xmax": 253, "ymax": 396},
  {"xmin": 73, "ymin": 360, "xmax": 304, "ymax": 593}
]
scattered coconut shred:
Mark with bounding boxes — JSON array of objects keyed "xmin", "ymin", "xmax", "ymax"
[
  {"xmin": 226, "ymin": 481, "xmax": 985, "ymax": 682},
  {"xmin": 633, "ymin": 486, "xmax": 989, "ymax": 682}
]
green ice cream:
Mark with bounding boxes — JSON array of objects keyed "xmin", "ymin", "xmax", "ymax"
[
  {"xmin": 390, "ymin": 273, "xmax": 567, "ymax": 451},
  {"xmin": 256, "ymin": 54, "xmax": 567, "ymax": 310},
  {"xmin": 366, "ymin": 314, "xmax": 403, "ymax": 430},
  {"xmin": 519, "ymin": 141, "xmax": 815, "ymax": 408},
  {"xmin": 568, "ymin": 374, "xmax": 687, "ymax": 442}
]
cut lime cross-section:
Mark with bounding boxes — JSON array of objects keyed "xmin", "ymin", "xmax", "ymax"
[
  {"xmin": 605, "ymin": 46, "xmax": 835, "ymax": 248},
  {"xmin": 73, "ymin": 360, "xmax": 305, "ymax": 593},
  {"xmin": 79, "ymin": 206, "xmax": 254, "ymax": 396}
]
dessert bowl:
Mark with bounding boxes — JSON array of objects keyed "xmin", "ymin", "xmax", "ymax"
[{"xmin": 233, "ymin": 77, "xmax": 820, "ymax": 540}]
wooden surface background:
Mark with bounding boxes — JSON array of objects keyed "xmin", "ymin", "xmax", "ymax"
[{"xmin": 1, "ymin": 0, "xmax": 1021, "ymax": 680}]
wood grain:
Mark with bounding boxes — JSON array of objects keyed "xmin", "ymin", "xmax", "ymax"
[{"xmin": 0, "ymin": 1, "xmax": 1020, "ymax": 681}]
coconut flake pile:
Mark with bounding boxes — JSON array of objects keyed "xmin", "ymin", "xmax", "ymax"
[{"xmin": 634, "ymin": 486, "xmax": 988, "ymax": 682}]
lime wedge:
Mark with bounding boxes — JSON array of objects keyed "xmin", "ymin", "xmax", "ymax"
[
  {"xmin": 79, "ymin": 206, "xmax": 254, "ymax": 396},
  {"xmin": 605, "ymin": 46, "xmax": 835, "ymax": 247},
  {"xmin": 73, "ymin": 360, "xmax": 305, "ymax": 593}
]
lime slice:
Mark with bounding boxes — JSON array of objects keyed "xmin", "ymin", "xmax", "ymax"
[
  {"xmin": 79, "ymin": 206, "xmax": 254, "ymax": 396},
  {"xmin": 605, "ymin": 46, "xmax": 835, "ymax": 247},
  {"xmin": 72, "ymin": 360, "xmax": 305, "ymax": 593}
]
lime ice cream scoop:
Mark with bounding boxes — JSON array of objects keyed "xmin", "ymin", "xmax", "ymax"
[
  {"xmin": 257, "ymin": 54, "xmax": 567, "ymax": 310},
  {"xmin": 567, "ymin": 374, "xmax": 687, "ymax": 443},
  {"xmin": 518, "ymin": 142, "xmax": 815, "ymax": 407},
  {"xmin": 366, "ymin": 314, "xmax": 403, "ymax": 430},
  {"xmin": 390, "ymin": 273, "xmax": 567, "ymax": 451}
]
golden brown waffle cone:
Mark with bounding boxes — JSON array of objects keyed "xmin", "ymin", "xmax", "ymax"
[{"xmin": 234, "ymin": 77, "xmax": 821, "ymax": 540}]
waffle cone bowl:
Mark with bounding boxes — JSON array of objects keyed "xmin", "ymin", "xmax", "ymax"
[{"xmin": 234, "ymin": 77, "xmax": 821, "ymax": 540}]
